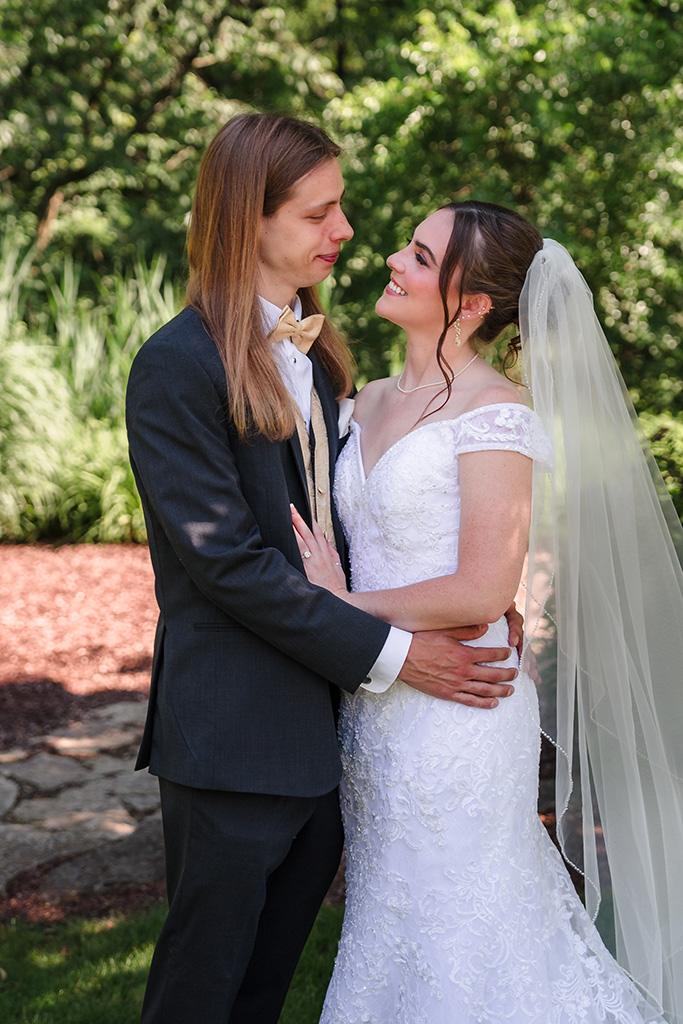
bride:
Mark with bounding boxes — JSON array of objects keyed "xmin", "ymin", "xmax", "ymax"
[{"xmin": 292, "ymin": 201, "xmax": 683, "ymax": 1023}]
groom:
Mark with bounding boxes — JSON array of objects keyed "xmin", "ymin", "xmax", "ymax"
[{"xmin": 126, "ymin": 112, "xmax": 520, "ymax": 1024}]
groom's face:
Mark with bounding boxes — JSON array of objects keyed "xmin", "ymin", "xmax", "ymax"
[{"xmin": 257, "ymin": 158, "xmax": 353, "ymax": 309}]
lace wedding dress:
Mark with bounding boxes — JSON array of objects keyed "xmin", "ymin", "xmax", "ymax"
[{"xmin": 321, "ymin": 403, "xmax": 665, "ymax": 1024}]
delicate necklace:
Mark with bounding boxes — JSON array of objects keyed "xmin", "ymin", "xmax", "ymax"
[{"xmin": 396, "ymin": 353, "xmax": 478, "ymax": 394}]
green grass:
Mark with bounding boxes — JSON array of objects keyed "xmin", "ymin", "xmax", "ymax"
[
  {"xmin": 0, "ymin": 903, "xmax": 342, "ymax": 1024},
  {"xmin": 280, "ymin": 905, "xmax": 343, "ymax": 1024}
]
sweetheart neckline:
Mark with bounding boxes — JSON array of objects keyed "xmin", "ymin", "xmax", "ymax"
[{"xmin": 351, "ymin": 401, "xmax": 530, "ymax": 484}]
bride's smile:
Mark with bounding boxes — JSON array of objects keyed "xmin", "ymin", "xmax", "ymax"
[{"xmin": 375, "ymin": 208, "xmax": 456, "ymax": 340}]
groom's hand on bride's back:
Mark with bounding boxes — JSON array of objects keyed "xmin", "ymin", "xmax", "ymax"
[{"xmin": 399, "ymin": 627, "xmax": 517, "ymax": 709}]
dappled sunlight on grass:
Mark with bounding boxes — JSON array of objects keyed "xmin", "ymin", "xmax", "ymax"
[
  {"xmin": 0, "ymin": 905, "xmax": 164, "ymax": 1023},
  {"xmin": 0, "ymin": 902, "xmax": 343, "ymax": 1024}
]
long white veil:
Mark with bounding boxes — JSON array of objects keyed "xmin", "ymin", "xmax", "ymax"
[{"xmin": 519, "ymin": 240, "xmax": 683, "ymax": 1024}]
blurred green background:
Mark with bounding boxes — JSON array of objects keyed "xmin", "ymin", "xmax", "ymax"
[{"xmin": 1, "ymin": 0, "xmax": 681, "ymax": 541}]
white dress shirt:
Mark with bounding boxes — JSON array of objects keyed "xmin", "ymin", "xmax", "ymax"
[{"xmin": 259, "ymin": 295, "xmax": 411, "ymax": 692}]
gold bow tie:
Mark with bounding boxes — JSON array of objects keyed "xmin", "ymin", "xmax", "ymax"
[{"xmin": 267, "ymin": 305, "xmax": 325, "ymax": 354}]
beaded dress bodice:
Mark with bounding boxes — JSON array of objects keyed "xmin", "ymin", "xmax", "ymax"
[{"xmin": 335, "ymin": 402, "xmax": 552, "ymax": 595}]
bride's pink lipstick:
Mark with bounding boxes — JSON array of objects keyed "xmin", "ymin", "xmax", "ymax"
[{"xmin": 318, "ymin": 252, "xmax": 339, "ymax": 264}]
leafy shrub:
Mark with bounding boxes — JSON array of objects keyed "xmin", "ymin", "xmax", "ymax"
[
  {"xmin": 0, "ymin": 231, "xmax": 179, "ymax": 542},
  {"xmin": 52, "ymin": 422, "xmax": 147, "ymax": 543},
  {"xmin": 0, "ymin": 330, "xmax": 74, "ymax": 540},
  {"xmin": 640, "ymin": 412, "xmax": 683, "ymax": 524},
  {"xmin": 0, "ymin": 332, "xmax": 145, "ymax": 543}
]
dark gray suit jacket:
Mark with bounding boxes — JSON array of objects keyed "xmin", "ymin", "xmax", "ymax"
[{"xmin": 126, "ymin": 306, "xmax": 390, "ymax": 797}]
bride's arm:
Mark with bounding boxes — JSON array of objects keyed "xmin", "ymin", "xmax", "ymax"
[{"xmin": 292, "ymin": 448, "xmax": 532, "ymax": 632}]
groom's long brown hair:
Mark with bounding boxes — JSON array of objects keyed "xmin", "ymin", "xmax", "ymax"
[{"xmin": 186, "ymin": 113, "xmax": 355, "ymax": 441}]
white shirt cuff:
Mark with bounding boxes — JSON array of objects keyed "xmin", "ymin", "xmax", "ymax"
[{"xmin": 360, "ymin": 627, "xmax": 412, "ymax": 693}]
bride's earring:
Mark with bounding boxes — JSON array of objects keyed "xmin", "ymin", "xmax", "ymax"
[{"xmin": 454, "ymin": 318, "xmax": 462, "ymax": 346}]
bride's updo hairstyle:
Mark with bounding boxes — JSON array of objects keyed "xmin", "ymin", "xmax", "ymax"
[{"xmin": 436, "ymin": 200, "xmax": 543, "ymax": 378}]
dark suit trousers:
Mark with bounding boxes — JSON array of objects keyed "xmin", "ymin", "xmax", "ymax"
[{"xmin": 140, "ymin": 780, "xmax": 344, "ymax": 1024}]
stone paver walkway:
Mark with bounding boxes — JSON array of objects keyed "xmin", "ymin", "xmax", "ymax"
[
  {"xmin": 0, "ymin": 701, "xmax": 164, "ymax": 900},
  {"xmin": 0, "ymin": 696, "xmax": 558, "ymax": 908}
]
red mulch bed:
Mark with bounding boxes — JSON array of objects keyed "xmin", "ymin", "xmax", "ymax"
[
  {"xmin": 0, "ymin": 876, "xmax": 168, "ymax": 925},
  {"xmin": 0, "ymin": 544, "xmax": 156, "ymax": 745},
  {"xmin": 0, "ymin": 543, "xmax": 562, "ymax": 923},
  {"xmin": 0, "ymin": 543, "xmax": 350, "ymax": 923},
  {"xmin": 0, "ymin": 543, "xmax": 159, "ymax": 920}
]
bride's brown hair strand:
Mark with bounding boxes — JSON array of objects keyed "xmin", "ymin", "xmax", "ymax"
[{"xmin": 427, "ymin": 201, "xmax": 544, "ymax": 409}]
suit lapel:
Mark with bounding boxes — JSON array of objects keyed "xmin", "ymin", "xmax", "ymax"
[
  {"xmin": 286, "ymin": 421, "xmax": 308, "ymax": 491},
  {"xmin": 284, "ymin": 427, "xmax": 312, "ymax": 525},
  {"xmin": 311, "ymin": 354, "xmax": 339, "ymax": 480}
]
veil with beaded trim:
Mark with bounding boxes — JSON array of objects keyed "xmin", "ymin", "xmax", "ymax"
[{"xmin": 519, "ymin": 239, "xmax": 683, "ymax": 1024}]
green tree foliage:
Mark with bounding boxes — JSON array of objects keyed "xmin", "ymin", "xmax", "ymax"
[
  {"xmin": 3, "ymin": 0, "xmax": 680, "ymax": 408},
  {"xmin": 641, "ymin": 411, "xmax": 683, "ymax": 519},
  {"xmin": 0, "ymin": 0, "xmax": 341, "ymax": 268},
  {"xmin": 1, "ymin": 0, "xmax": 682, "ymax": 540},
  {"xmin": 325, "ymin": 1, "xmax": 683, "ymax": 412}
]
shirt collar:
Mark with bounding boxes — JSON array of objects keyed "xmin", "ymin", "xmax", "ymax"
[{"xmin": 258, "ymin": 294, "xmax": 303, "ymax": 335}]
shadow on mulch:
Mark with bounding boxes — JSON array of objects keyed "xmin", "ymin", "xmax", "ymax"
[
  {"xmin": 0, "ymin": 678, "xmax": 147, "ymax": 751},
  {"xmin": 0, "ymin": 873, "xmax": 167, "ymax": 925},
  {"xmin": 0, "ymin": 858, "xmax": 346, "ymax": 926}
]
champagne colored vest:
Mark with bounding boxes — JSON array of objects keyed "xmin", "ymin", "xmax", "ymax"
[{"xmin": 293, "ymin": 387, "xmax": 334, "ymax": 542}]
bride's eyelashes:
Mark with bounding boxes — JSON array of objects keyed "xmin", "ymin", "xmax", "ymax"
[{"xmin": 406, "ymin": 235, "xmax": 428, "ymax": 266}]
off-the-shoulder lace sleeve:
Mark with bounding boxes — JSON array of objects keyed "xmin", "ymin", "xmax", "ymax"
[{"xmin": 454, "ymin": 403, "xmax": 553, "ymax": 469}]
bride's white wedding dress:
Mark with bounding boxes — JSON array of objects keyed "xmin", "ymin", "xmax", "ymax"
[{"xmin": 321, "ymin": 403, "xmax": 664, "ymax": 1024}]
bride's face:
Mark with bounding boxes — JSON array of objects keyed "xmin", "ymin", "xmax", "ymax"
[{"xmin": 375, "ymin": 209, "xmax": 459, "ymax": 333}]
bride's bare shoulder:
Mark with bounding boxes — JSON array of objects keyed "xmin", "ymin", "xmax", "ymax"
[
  {"xmin": 462, "ymin": 369, "xmax": 526, "ymax": 415},
  {"xmin": 353, "ymin": 376, "xmax": 395, "ymax": 423}
]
